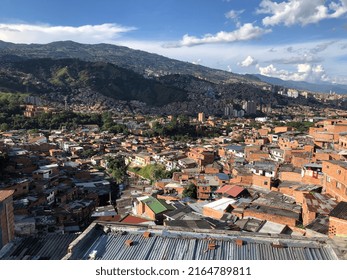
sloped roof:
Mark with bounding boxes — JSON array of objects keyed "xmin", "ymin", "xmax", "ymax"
[
  {"xmin": 1, "ymin": 234, "xmax": 77, "ymax": 260},
  {"xmin": 142, "ymin": 197, "xmax": 175, "ymax": 214},
  {"xmin": 304, "ymin": 193, "xmax": 337, "ymax": 214},
  {"xmin": 120, "ymin": 214, "xmax": 153, "ymax": 224},
  {"xmin": 204, "ymin": 197, "xmax": 236, "ymax": 211},
  {"xmin": 67, "ymin": 223, "xmax": 339, "ymax": 260},
  {"xmin": 216, "ymin": 185, "xmax": 245, "ymax": 198},
  {"xmin": 0, "ymin": 190, "xmax": 14, "ymax": 202},
  {"xmin": 329, "ymin": 202, "xmax": 347, "ymax": 220}
]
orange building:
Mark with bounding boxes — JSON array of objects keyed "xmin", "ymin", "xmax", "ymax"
[
  {"xmin": 187, "ymin": 147, "xmax": 214, "ymax": 166},
  {"xmin": 274, "ymin": 126, "xmax": 293, "ymax": 134},
  {"xmin": 0, "ymin": 190, "xmax": 15, "ymax": 248},
  {"xmin": 309, "ymin": 119, "xmax": 347, "ymax": 149},
  {"xmin": 322, "ymin": 160, "xmax": 347, "ymax": 202},
  {"xmin": 329, "ymin": 202, "xmax": 347, "ymax": 238},
  {"xmin": 302, "ymin": 193, "xmax": 337, "ymax": 226}
]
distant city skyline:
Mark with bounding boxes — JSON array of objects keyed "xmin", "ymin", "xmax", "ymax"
[{"xmin": 1, "ymin": 0, "xmax": 347, "ymax": 84}]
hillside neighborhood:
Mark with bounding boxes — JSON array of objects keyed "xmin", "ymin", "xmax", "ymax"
[{"xmin": 1, "ymin": 106, "xmax": 347, "ymax": 260}]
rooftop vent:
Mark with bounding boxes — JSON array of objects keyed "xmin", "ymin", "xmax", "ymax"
[
  {"xmin": 125, "ymin": 240, "xmax": 134, "ymax": 247},
  {"xmin": 143, "ymin": 231, "xmax": 151, "ymax": 238},
  {"xmin": 208, "ymin": 242, "xmax": 216, "ymax": 250},
  {"xmin": 235, "ymin": 239, "xmax": 244, "ymax": 246}
]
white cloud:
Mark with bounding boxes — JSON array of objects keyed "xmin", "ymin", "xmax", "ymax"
[
  {"xmin": 257, "ymin": 0, "xmax": 347, "ymax": 26},
  {"xmin": 164, "ymin": 23, "xmax": 271, "ymax": 48},
  {"xmin": 0, "ymin": 23, "xmax": 136, "ymax": 44},
  {"xmin": 120, "ymin": 38, "xmax": 347, "ymax": 85},
  {"xmin": 258, "ymin": 63, "xmax": 329, "ymax": 83},
  {"xmin": 238, "ymin": 55, "xmax": 257, "ymax": 67},
  {"xmin": 225, "ymin": 10, "xmax": 244, "ymax": 20},
  {"xmin": 225, "ymin": 9, "xmax": 245, "ymax": 28},
  {"xmin": 268, "ymin": 54, "xmax": 323, "ymax": 64},
  {"xmin": 192, "ymin": 58, "xmax": 202, "ymax": 65}
]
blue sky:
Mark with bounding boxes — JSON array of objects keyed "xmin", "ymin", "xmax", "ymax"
[{"xmin": 1, "ymin": 0, "xmax": 347, "ymax": 85}]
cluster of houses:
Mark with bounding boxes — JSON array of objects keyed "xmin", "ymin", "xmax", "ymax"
[{"xmin": 1, "ymin": 116, "xmax": 347, "ymax": 253}]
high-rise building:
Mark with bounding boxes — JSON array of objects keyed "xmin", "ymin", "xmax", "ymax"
[
  {"xmin": 224, "ymin": 105, "xmax": 233, "ymax": 117},
  {"xmin": 198, "ymin": 112, "xmax": 205, "ymax": 123},
  {"xmin": 0, "ymin": 190, "xmax": 14, "ymax": 248},
  {"xmin": 243, "ymin": 101, "xmax": 257, "ymax": 115}
]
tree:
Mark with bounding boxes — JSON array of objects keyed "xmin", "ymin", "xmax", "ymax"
[
  {"xmin": 107, "ymin": 155, "xmax": 128, "ymax": 184},
  {"xmin": 182, "ymin": 183, "xmax": 197, "ymax": 199},
  {"xmin": 0, "ymin": 123, "xmax": 9, "ymax": 131}
]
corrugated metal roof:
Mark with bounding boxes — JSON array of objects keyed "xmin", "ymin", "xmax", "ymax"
[
  {"xmin": 1, "ymin": 233, "xmax": 77, "ymax": 260},
  {"xmin": 304, "ymin": 193, "xmax": 337, "ymax": 214},
  {"xmin": 203, "ymin": 198, "xmax": 236, "ymax": 211},
  {"xmin": 67, "ymin": 224, "xmax": 338, "ymax": 260}
]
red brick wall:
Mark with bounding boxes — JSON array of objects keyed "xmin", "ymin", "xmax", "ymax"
[
  {"xmin": 203, "ymin": 207, "xmax": 224, "ymax": 219},
  {"xmin": 294, "ymin": 190, "xmax": 308, "ymax": 205},
  {"xmin": 329, "ymin": 217, "xmax": 347, "ymax": 237},
  {"xmin": 292, "ymin": 155, "xmax": 311, "ymax": 169},
  {"xmin": 274, "ymin": 126, "xmax": 292, "ymax": 134},
  {"xmin": 0, "ymin": 195, "xmax": 14, "ymax": 247},
  {"xmin": 323, "ymin": 161, "xmax": 347, "ymax": 202},
  {"xmin": 4, "ymin": 181, "xmax": 29, "ymax": 198},
  {"xmin": 243, "ymin": 209, "xmax": 297, "ymax": 227},
  {"xmin": 247, "ymin": 152, "xmax": 270, "ymax": 162},
  {"xmin": 205, "ymin": 167, "xmax": 220, "ymax": 174},
  {"xmin": 252, "ymin": 174, "xmax": 272, "ymax": 190},
  {"xmin": 302, "ymin": 199, "xmax": 317, "ymax": 226},
  {"xmin": 279, "ymin": 171, "xmax": 302, "ymax": 182},
  {"xmin": 278, "ymin": 186, "xmax": 294, "ymax": 197}
]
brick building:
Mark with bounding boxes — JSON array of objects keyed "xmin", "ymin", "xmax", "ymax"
[
  {"xmin": 329, "ymin": 202, "xmax": 347, "ymax": 238},
  {"xmin": 309, "ymin": 119, "xmax": 347, "ymax": 149},
  {"xmin": 203, "ymin": 198, "xmax": 236, "ymax": 219},
  {"xmin": 0, "ymin": 190, "xmax": 14, "ymax": 248},
  {"xmin": 133, "ymin": 196, "xmax": 174, "ymax": 223},
  {"xmin": 243, "ymin": 205, "xmax": 299, "ymax": 227},
  {"xmin": 187, "ymin": 147, "xmax": 214, "ymax": 167},
  {"xmin": 322, "ymin": 160, "xmax": 347, "ymax": 201},
  {"xmin": 302, "ymin": 193, "xmax": 337, "ymax": 226}
]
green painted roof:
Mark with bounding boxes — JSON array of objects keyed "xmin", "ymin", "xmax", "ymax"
[{"xmin": 142, "ymin": 197, "xmax": 174, "ymax": 214}]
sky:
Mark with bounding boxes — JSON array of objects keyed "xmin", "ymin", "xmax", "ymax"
[{"xmin": 1, "ymin": 0, "xmax": 347, "ymax": 85}]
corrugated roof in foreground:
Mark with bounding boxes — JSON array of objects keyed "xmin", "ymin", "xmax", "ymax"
[
  {"xmin": 1, "ymin": 233, "xmax": 77, "ymax": 260},
  {"xmin": 66, "ymin": 223, "xmax": 338, "ymax": 260}
]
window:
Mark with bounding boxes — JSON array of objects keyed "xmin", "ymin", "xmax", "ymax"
[
  {"xmin": 337, "ymin": 182, "xmax": 341, "ymax": 189},
  {"xmin": 337, "ymin": 169, "xmax": 341, "ymax": 175},
  {"xmin": 326, "ymin": 176, "xmax": 331, "ymax": 182},
  {"xmin": 264, "ymin": 181, "xmax": 268, "ymax": 185}
]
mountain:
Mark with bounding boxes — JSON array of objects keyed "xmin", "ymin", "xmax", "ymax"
[
  {"xmin": 0, "ymin": 40, "xmax": 260, "ymax": 85},
  {"xmin": 0, "ymin": 57, "xmax": 188, "ymax": 106},
  {"xmin": 0, "ymin": 40, "xmax": 337, "ymax": 115},
  {"xmin": 253, "ymin": 74, "xmax": 347, "ymax": 94}
]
